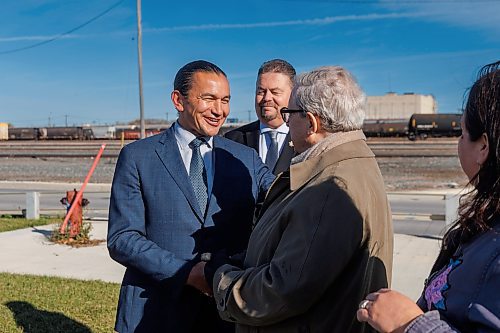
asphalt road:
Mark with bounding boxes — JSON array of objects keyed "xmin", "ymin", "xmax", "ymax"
[{"xmin": 0, "ymin": 183, "xmax": 453, "ymax": 238}]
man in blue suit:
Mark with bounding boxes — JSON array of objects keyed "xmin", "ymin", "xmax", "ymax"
[{"xmin": 107, "ymin": 60, "xmax": 275, "ymax": 333}]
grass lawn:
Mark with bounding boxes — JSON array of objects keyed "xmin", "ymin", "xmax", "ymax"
[
  {"xmin": 0, "ymin": 217, "xmax": 62, "ymax": 233},
  {"xmin": 0, "ymin": 273, "xmax": 119, "ymax": 333}
]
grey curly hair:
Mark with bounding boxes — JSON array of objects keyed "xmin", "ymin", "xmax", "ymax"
[{"xmin": 293, "ymin": 66, "xmax": 366, "ymax": 132}]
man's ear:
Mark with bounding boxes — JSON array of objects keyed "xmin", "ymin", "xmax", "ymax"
[
  {"xmin": 477, "ymin": 132, "xmax": 489, "ymax": 165},
  {"xmin": 306, "ymin": 112, "xmax": 320, "ymax": 134},
  {"xmin": 171, "ymin": 90, "xmax": 184, "ymax": 112}
]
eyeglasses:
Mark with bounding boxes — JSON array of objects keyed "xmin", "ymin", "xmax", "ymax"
[{"xmin": 280, "ymin": 107, "xmax": 307, "ymax": 124}]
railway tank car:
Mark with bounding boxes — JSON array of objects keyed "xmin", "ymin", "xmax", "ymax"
[
  {"xmin": 363, "ymin": 119, "xmax": 408, "ymax": 137},
  {"xmin": 407, "ymin": 113, "xmax": 461, "ymax": 140},
  {"xmin": 7, "ymin": 127, "xmax": 39, "ymax": 140},
  {"xmin": 7, "ymin": 126, "xmax": 93, "ymax": 140},
  {"xmin": 39, "ymin": 127, "xmax": 93, "ymax": 140}
]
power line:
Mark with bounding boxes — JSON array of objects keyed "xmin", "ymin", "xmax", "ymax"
[{"xmin": 0, "ymin": 0, "xmax": 127, "ymax": 55}]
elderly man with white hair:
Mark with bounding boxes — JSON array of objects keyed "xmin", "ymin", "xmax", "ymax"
[{"xmin": 213, "ymin": 66, "xmax": 394, "ymax": 333}]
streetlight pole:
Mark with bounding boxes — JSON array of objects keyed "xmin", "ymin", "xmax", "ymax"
[{"xmin": 136, "ymin": 0, "xmax": 145, "ymax": 139}]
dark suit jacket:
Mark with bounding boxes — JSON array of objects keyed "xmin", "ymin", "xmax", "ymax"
[
  {"xmin": 107, "ymin": 125, "xmax": 275, "ymax": 333},
  {"xmin": 224, "ymin": 120, "xmax": 295, "ymax": 175}
]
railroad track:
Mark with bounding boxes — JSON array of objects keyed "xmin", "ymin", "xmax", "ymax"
[
  {"xmin": 0, "ymin": 139, "xmax": 459, "ymax": 158},
  {"xmin": 0, "ymin": 141, "xmax": 124, "ymax": 158}
]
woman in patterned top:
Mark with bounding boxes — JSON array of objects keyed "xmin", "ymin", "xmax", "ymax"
[{"xmin": 357, "ymin": 61, "xmax": 500, "ymax": 333}]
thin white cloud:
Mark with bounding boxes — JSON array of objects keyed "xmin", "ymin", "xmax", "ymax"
[
  {"xmin": 0, "ymin": 35, "xmax": 81, "ymax": 42},
  {"xmin": 144, "ymin": 12, "xmax": 426, "ymax": 33},
  {"xmin": 344, "ymin": 49, "xmax": 499, "ymax": 68},
  {"xmin": 224, "ymin": 49, "xmax": 497, "ymax": 88},
  {"xmin": 379, "ymin": 2, "xmax": 500, "ymax": 34},
  {"xmin": 0, "ymin": 12, "xmax": 423, "ymax": 43}
]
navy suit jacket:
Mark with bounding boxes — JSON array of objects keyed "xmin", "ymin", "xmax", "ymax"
[
  {"xmin": 107, "ymin": 125, "xmax": 274, "ymax": 332},
  {"xmin": 224, "ymin": 120, "xmax": 295, "ymax": 175}
]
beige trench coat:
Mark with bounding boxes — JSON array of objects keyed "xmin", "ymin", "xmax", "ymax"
[{"xmin": 214, "ymin": 138, "xmax": 393, "ymax": 333}]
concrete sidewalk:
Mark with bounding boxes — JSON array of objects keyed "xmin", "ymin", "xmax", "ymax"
[
  {"xmin": 0, "ymin": 220, "xmax": 440, "ymax": 300},
  {"xmin": 0, "ymin": 220, "xmax": 124, "ymax": 284}
]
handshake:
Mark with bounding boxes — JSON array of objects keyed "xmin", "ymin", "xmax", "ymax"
[{"xmin": 186, "ymin": 250, "xmax": 244, "ymax": 297}]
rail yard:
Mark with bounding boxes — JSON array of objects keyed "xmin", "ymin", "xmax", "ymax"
[
  {"xmin": 0, "ymin": 138, "xmax": 467, "ymax": 191},
  {"xmin": 1, "ymin": 113, "xmax": 463, "ymax": 142},
  {"xmin": 0, "ymin": 137, "xmax": 459, "ymax": 158}
]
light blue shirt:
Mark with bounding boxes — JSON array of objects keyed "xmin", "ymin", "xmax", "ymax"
[
  {"xmin": 173, "ymin": 121, "xmax": 214, "ymax": 197},
  {"xmin": 259, "ymin": 122, "xmax": 289, "ymax": 163}
]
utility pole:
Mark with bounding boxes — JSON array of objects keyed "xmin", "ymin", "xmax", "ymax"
[
  {"xmin": 64, "ymin": 114, "xmax": 68, "ymax": 127},
  {"xmin": 136, "ymin": 0, "xmax": 145, "ymax": 139},
  {"xmin": 247, "ymin": 110, "xmax": 251, "ymax": 123}
]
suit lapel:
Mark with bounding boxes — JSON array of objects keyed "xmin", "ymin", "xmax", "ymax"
[
  {"xmin": 206, "ymin": 137, "xmax": 223, "ymax": 219},
  {"xmin": 274, "ymin": 132, "xmax": 294, "ymax": 174},
  {"xmin": 155, "ymin": 127, "xmax": 204, "ymax": 222},
  {"xmin": 244, "ymin": 121, "xmax": 260, "ymax": 152}
]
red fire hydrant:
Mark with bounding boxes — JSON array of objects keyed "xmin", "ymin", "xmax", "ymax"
[{"xmin": 60, "ymin": 189, "xmax": 89, "ymax": 238}]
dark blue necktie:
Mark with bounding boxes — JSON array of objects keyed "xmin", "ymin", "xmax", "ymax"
[
  {"xmin": 189, "ymin": 137, "xmax": 208, "ymax": 215},
  {"xmin": 265, "ymin": 130, "xmax": 279, "ymax": 170}
]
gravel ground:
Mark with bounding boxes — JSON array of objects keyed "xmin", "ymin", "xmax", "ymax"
[
  {"xmin": 0, "ymin": 155, "xmax": 468, "ymax": 191},
  {"xmin": 377, "ymin": 156, "xmax": 468, "ymax": 191},
  {"xmin": 0, "ymin": 157, "xmax": 118, "ymax": 184}
]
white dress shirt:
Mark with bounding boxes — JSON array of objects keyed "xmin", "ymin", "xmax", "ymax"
[
  {"xmin": 173, "ymin": 122, "xmax": 214, "ymax": 197},
  {"xmin": 259, "ymin": 122, "xmax": 289, "ymax": 164}
]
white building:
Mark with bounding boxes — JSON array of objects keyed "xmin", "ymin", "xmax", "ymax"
[{"xmin": 365, "ymin": 92, "xmax": 437, "ymax": 120}]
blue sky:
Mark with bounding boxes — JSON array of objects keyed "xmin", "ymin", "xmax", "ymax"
[{"xmin": 1, "ymin": 0, "xmax": 499, "ymax": 127}]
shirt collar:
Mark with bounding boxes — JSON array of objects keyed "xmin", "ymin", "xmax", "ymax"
[
  {"xmin": 173, "ymin": 121, "xmax": 213, "ymax": 150},
  {"xmin": 259, "ymin": 121, "xmax": 289, "ymax": 135}
]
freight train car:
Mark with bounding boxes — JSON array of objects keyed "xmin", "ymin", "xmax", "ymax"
[
  {"xmin": 114, "ymin": 127, "xmax": 164, "ymax": 140},
  {"xmin": 363, "ymin": 119, "xmax": 408, "ymax": 137},
  {"xmin": 39, "ymin": 127, "xmax": 93, "ymax": 140},
  {"xmin": 7, "ymin": 127, "xmax": 93, "ymax": 140},
  {"xmin": 84, "ymin": 125, "xmax": 115, "ymax": 139},
  {"xmin": 8, "ymin": 127, "xmax": 39, "ymax": 140},
  {"xmin": 407, "ymin": 113, "xmax": 461, "ymax": 140}
]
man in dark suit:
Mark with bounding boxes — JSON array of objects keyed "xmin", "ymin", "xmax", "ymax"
[
  {"xmin": 107, "ymin": 60, "xmax": 275, "ymax": 333},
  {"xmin": 225, "ymin": 59, "xmax": 296, "ymax": 175}
]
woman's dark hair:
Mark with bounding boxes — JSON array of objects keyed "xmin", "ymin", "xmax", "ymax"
[
  {"xmin": 174, "ymin": 60, "xmax": 226, "ymax": 96},
  {"xmin": 436, "ymin": 61, "xmax": 500, "ymax": 267}
]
